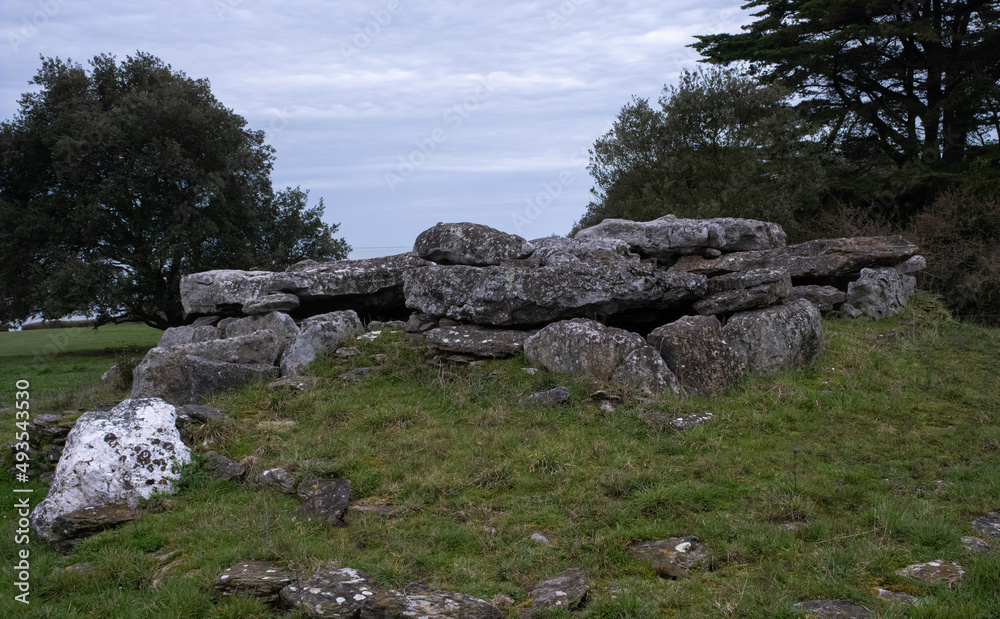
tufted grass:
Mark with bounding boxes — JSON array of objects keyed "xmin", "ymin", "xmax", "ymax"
[{"xmin": 1, "ymin": 291, "xmax": 998, "ymax": 617}]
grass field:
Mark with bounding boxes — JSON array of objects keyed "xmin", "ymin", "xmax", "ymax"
[{"xmin": 1, "ymin": 295, "xmax": 998, "ymax": 618}]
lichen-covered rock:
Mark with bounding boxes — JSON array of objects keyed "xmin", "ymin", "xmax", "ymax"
[
  {"xmin": 629, "ymin": 536, "xmax": 707, "ymax": 578},
  {"xmin": 280, "ymin": 566, "xmax": 378, "ymax": 618},
  {"xmin": 214, "ymin": 560, "xmax": 297, "ymax": 597},
  {"xmin": 786, "ymin": 285, "xmax": 846, "ymax": 312},
  {"xmin": 609, "ymin": 345, "xmax": 681, "ymax": 396},
  {"xmin": 841, "ymin": 267, "xmax": 916, "ymax": 319},
  {"xmin": 403, "ymin": 262, "xmax": 705, "ymax": 327},
  {"xmin": 792, "ymin": 599, "xmax": 870, "ymax": 618},
  {"xmin": 132, "ymin": 349, "xmax": 278, "ymax": 405},
  {"xmin": 360, "ymin": 589, "xmax": 503, "ymax": 619},
  {"xmin": 895, "ymin": 255, "xmax": 927, "ymax": 274},
  {"xmin": 242, "ymin": 293, "xmax": 301, "ymax": 315},
  {"xmin": 524, "ymin": 318, "xmax": 647, "ymax": 380},
  {"xmin": 895, "ymin": 559, "xmax": 964, "ymax": 586},
  {"xmin": 526, "ymin": 236, "xmax": 640, "ymax": 266},
  {"xmin": 294, "ymin": 479, "xmax": 351, "ymax": 526},
  {"xmin": 670, "ymin": 235, "xmax": 919, "ymax": 278},
  {"xmin": 48, "ymin": 504, "xmax": 140, "ymax": 551},
  {"xmin": 280, "ymin": 311, "xmax": 364, "ymax": 376},
  {"xmin": 971, "ymin": 511, "xmax": 1000, "ymax": 540},
  {"xmin": 425, "ymin": 325, "xmax": 533, "ymax": 358},
  {"xmin": 414, "ymin": 222, "xmax": 535, "ymax": 266},
  {"xmin": 647, "ymin": 315, "xmax": 745, "ymax": 398},
  {"xmin": 575, "ymin": 215, "xmax": 786, "ymax": 260},
  {"xmin": 521, "ymin": 567, "xmax": 588, "ymax": 619},
  {"xmin": 694, "ymin": 268, "xmax": 792, "ymax": 316},
  {"xmin": 722, "ymin": 299, "xmax": 825, "ymax": 376},
  {"xmin": 31, "ymin": 399, "xmax": 190, "ymax": 541},
  {"xmin": 519, "ymin": 386, "xmax": 572, "ymax": 405}
]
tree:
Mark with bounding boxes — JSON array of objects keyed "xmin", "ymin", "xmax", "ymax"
[
  {"xmin": 578, "ymin": 67, "xmax": 832, "ymax": 238},
  {"xmin": 0, "ymin": 52, "xmax": 349, "ymax": 329},
  {"xmin": 692, "ymin": 0, "xmax": 1000, "ymax": 204}
]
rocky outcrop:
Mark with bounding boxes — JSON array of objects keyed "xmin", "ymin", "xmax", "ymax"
[
  {"xmin": 414, "ymin": 222, "xmax": 534, "ymax": 265},
  {"xmin": 647, "ymin": 316, "xmax": 746, "ymax": 398},
  {"xmin": 841, "ymin": 267, "xmax": 917, "ymax": 319},
  {"xmin": 31, "ymin": 399, "xmax": 190, "ymax": 541},
  {"xmin": 180, "ymin": 253, "xmax": 432, "ymax": 318},
  {"xmin": 723, "ymin": 299, "xmax": 826, "ymax": 376},
  {"xmin": 404, "ymin": 262, "xmax": 705, "ymax": 327},
  {"xmin": 575, "ymin": 215, "xmax": 786, "ymax": 260}
]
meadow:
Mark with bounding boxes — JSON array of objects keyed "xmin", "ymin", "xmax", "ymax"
[{"xmin": 1, "ymin": 294, "xmax": 998, "ymax": 618}]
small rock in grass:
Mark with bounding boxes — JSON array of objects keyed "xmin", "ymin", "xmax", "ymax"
[
  {"xmin": 961, "ymin": 536, "xmax": 992, "ymax": 554},
  {"xmin": 519, "ymin": 386, "xmax": 571, "ymax": 406},
  {"xmin": 521, "ymin": 567, "xmax": 588, "ymax": 619},
  {"xmin": 971, "ymin": 511, "xmax": 1000, "ymax": 540},
  {"xmin": 895, "ymin": 559, "xmax": 964, "ymax": 587},
  {"xmin": 628, "ymin": 536, "xmax": 707, "ymax": 578},
  {"xmin": 792, "ymin": 599, "xmax": 869, "ymax": 618}
]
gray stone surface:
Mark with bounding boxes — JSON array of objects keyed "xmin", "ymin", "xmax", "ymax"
[
  {"xmin": 629, "ymin": 536, "xmax": 707, "ymax": 578},
  {"xmin": 521, "ymin": 567, "xmax": 588, "ymax": 619},
  {"xmin": 971, "ymin": 511, "xmax": 1000, "ymax": 539},
  {"xmin": 524, "ymin": 318, "xmax": 647, "ymax": 380},
  {"xmin": 132, "ymin": 349, "xmax": 278, "ymax": 405},
  {"xmin": 205, "ymin": 453, "xmax": 243, "ymax": 481},
  {"xmin": 670, "ymin": 235, "xmax": 919, "ymax": 278},
  {"xmin": 280, "ymin": 566, "xmax": 378, "ymax": 618},
  {"xmin": 786, "ymin": 285, "xmax": 846, "ymax": 312},
  {"xmin": 609, "ymin": 345, "xmax": 682, "ymax": 396},
  {"xmin": 575, "ymin": 215, "xmax": 786, "ymax": 260},
  {"xmin": 214, "ymin": 560, "xmax": 297, "ymax": 597},
  {"xmin": 259, "ymin": 467, "xmax": 297, "ymax": 494},
  {"xmin": 519, "ymin": 386, "xmax": 572, "ymax": 406},
  {"xmin": 179, "ymin": 404, "xmax": 234, "ymax": 425},
  {"xmin": 694, "ymin": 269, "xmax": 792, "ymax": 315},
  {"xmin": 294, "ymin": 479, "xmax": 351, "ymax": 526},
  {"xmin": 403, "ymin": 262, "xmax": 705, "ymax": 327},
  {"xmin": 647, "ymin": 315, "xmax": 745, "ymax": 398},
  {"xmin": 526, "ymin": 236, "xmax": 640, "ymax": 266},
  {"xmin": 895, "ymin": 559, "xmax": 964, "ymax": 586},
  {"xmin": 47, "ymin": 504, "xmax": 141, "ymax": 551},
  {"xmin": 961, "ymin": 536, "xmax": 992, "ymax": 553},
  {"xmin": 280, "ymin": 311, "xmax": 364, "ymax": 376},
  {"xmin": 723, "ymin": 299, "xmax": 825, "ymax": 376},
  {"xmin": 841, "ymin": 267, "xmax": 916, "ymax": 319},
  {"xmin": 895, "ymin": 255, "xmax": 927, "ymax": 274},
  {"xmin": 31, "ymin": 399, "xmax": 190, "ymax": 541},
  {"xmin": 425, "ymin": 325, "xmax": 533, "ymax": 358},
  {"xmin": 360, "ymin": 589, "xmax": 503, "ymax": 619},
  {"xmin": 242, "ymin": 293, "xmax": 301, "ymax": 315},
  {"xmin": 792, "ymin": 599, "xmax": 870, "ymax": 618},
  {"xmin": 414, "ymin": 222, "xmax": 534, "ymax": 266}
]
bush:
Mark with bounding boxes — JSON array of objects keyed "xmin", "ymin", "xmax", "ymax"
[{"xmin": 906, "ymin": 187, "xmax": 1000, "ymax": 326}]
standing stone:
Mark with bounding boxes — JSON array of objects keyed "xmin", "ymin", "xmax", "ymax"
[
  {"xmin": 524, "ymin": 318, "xmax": 646, "ymax": 380},
  {"xmin": 280, "ymin": 311, "xmax": 364, "ymax": 376},
  {"xmin": 414, "ymin": 222, "xmax": 535, "ymax": 266},
  {"xmin": 31, "ymin": 399, "xmax": 191, "ymax": 541},
  {"xmin": 841, "ymin": 267, "xmax": 916, "ymax": 319},
  {"xmin": 647, "ymin": 316, "xmax": 745, "ymax": 398},
  {"xmin": 521, "ymin": 568, "xmax": 588, "ymax": 619},
  {"xmin": 609, "ymin": 345, "xmax": 682, "ymax": 396},
  {"xmin": 722, "ymin": 299, "xmax": 825, "ymax": 376}
]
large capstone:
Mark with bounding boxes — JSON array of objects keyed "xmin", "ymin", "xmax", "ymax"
[
  {"xmin": 414, "ymin": 222, "xmax": 535, "ymax": 265},
  {"xmin": 31, "ymin": 399, "xmax": 190, "ymax": 541},
  {"xmin": 403, "ymin": 262, "xmax": 705, "ymax": 327}
]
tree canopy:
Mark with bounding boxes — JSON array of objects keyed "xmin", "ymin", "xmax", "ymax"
[
  {"xmin": 0, "ymin": 52, "xmax": 349, "ymax": 329},
  {"xmin": 692, "ymin": 0, "xmax": 1000, "ymax": 201},
  {"xmin": 578, "ymin": 67, "xmax": 831, "ymax": 237}
]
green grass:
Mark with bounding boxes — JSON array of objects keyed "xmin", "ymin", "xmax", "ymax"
[{"xmin": 1, "ymin": 295, "xmax": 998, "ymax": 617}]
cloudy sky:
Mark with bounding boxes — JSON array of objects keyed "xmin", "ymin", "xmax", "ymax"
[{"xmin": 1, "ymin": 0, "xmax": 750, "ymax": 256}]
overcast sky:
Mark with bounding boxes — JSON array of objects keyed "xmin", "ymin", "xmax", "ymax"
[{"xmin": 1, "ymin": 0, "xmax": 750, "ymax": 255}]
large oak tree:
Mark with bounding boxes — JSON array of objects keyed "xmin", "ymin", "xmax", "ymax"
[{"xmin": 1, "ymin": 52, "xmax": 349, "ymax": 329}]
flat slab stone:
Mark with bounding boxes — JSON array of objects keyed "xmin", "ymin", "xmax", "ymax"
[
  {"xmin": 425, "ymin": 325, "xmax": 533, "ymax": 358},
  {"xmin": 786, "ymin": 285, "xmax": 846, "ymax": 312},
  {"xmin": 876, "ymin": 589, "xmax": 918, "ymax": 604},
  {"xmin": 519, "ymin": 386, "xmax": 571, "ymax": 406},
  {"xmin": 360, "ymin": 589, "xmax": 503, "ymax": 618},
  {"xmin": 961, "ymin": 536, "xmax": 992, "ymax": 554},
  {"xmin": 48, "ymin": 504, "xmax": 141, "ymax": 551},
  {"xmin": 895, "ymin": 559, "xmax": 964, "ymax": 586},
  {"xmin": 214, "ymin": 560, "xmax": 297, "ymax": 597},
  {"xmin": 280, "ymin": 567, "xmax": 378, "ymax": 618},
  {"xmin": 294, "ymin": 479, "xmax": 351, "ymax": 526},
  {"xmin": 629, "ymin": 536, "xmax": 707, "ymax": 578},
  {"xmin": 792, "ymin": 599, "xmax": 869, "ymax": 618},
  {"xmin": 521, "ymin": 567, "xmax": 588, "ymax": 619}
]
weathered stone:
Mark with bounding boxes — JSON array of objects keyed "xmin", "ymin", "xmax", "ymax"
[
  {"xmin": 205, "ymin": 453, "xmax": 243, "ymax": 481},
  {"xmin": 896, "ymin": 559, "xmax": 964, "ymax": 586},
  {"xmin": 971, "ymin": 512, "xmax": 1000, "ymax": 539},
  {"xmin": 179, "ymin": 404, "xmax": 234, "ymax": 425},
  {"xmin": 786, "ymin": 285, "xmax": 847, "ymax": 312},
  {"xmin": 157, "ymin": 325, "xmax": 222, "ymax": 349},
  {"xmin": 841, "ymin": 267, "xmax": 916, "ymax": 319},
  {"xmin": 609, "ymin": 345, "xmax": 681, "ymax": 396},
  {"xmin": 723, "ymin": 299, "xmax": 825, "ymax": 376},
  {"xmin": 27, "ymin": 413, "xmax": 76, "ymax": 449},
  {"xmin": 214, "ymin": 560, "xmax": 297, "ymax": 597},
  {"xmin": 31, "ymin": 399, "xmax": 190, "ymax": 541},
  {"xmin": 404, "ymin": 262, "xmax": 705, "ymax": 327},
  {"xmin": 519, "ymin": 386, "xmax": 571, "ymax": 406},
  {"xmin": 360, "ymin": 589, "xmax": 503, "ymax": 619},
  {"xmin": 425, "ymin": 325, "xmax": 533, "ymax": 358},
  {"xmin": 521, "ymin": 567, "xmax": 588, "ymax": 619},
  {"xmin": 294, "ymin": 479, "xmax": 351, "ymax": 526},
  {"xmin": 527, "ymin": 236, "xmax": 640, "ymax": 266},
  {"xmin": 792, "ymin": 599, "xmax": 870, "ymax": 618},
  {"xmin": 670, "ymin": 236, "xmax": 919, "ymax": 278},
  {"xmin": 280, "ymin": 566, "xmax": 378, "ymax": 618},
  {"xmin": 280, "ymin": 310, "xmax": 364, "ymax": 376},
  {"xmin": 876, "ymin": 589, "xmax": 918, "ymax": 604},
  {"xmin": 647, "ymin": 316, "xmax": 745, "ymax": 398},
  {"xmin": 961, "ymin": 536, "xmax": 992, "ymax": 553},
  {"xmin": 340, "ymin": 367, "xmax": 373, "ymax": 381},
  {"xmin": 259, "ymin": 467, "xmax": 296, "ymax": 494},
  {"xmin": 575, "ymin": 215, "xmax": 786, "ymax": 260},
  {"xmin": 100, "ymin": 364, "xmax": 120, "ymax": 387},
  {"xmin": 405, "ymin": 313, "xmax": 438, "ymax": 332},
  {"xmin": 224, "ymin": 312, "xmax": 300, "ymax": 352},
  {"xmin": 414, "ymin": 222, "xmax": 534, "ymax": 266},
  {"xmin": 367, "ymin": 320, "xmax": 405, "ymax": 332},
  {"xmin": 528, "ymin": 531, "xmax": 554, "ymax": 546},
  {"xmin": 242, "ymin": 293, "xmax": 301, "ymax": 315},
  {"xmin": 629, "ymin": 536, "xmax": 707, "ymax": 578},
  {"xmin": 668, "ymin": 411, "xmax": 715, "ymax": 430},
  {"xmin": 48, "ymin": 504, "xmax": 140, "ymax": 551},
  {"xmin": 180, "ymin": 254, "xmax": 432, "ymax": 317},
  {"xmin": 694, "ymin": 269, "xmax": 792, "ymax": 315},
  {"xmin": 524, "ymin": 318, "xmax": 647, "ymax": 380},
  {"xmin": 347, "ymin": 501, "xmax": 396, "ymax": 520},
  {"xmin": 895, "ymin": 255, "xmax": 927, "ymax": 274},
  {"xmin": 132, "ymin": 349, "xmax": 278, "ymax": 405}
]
